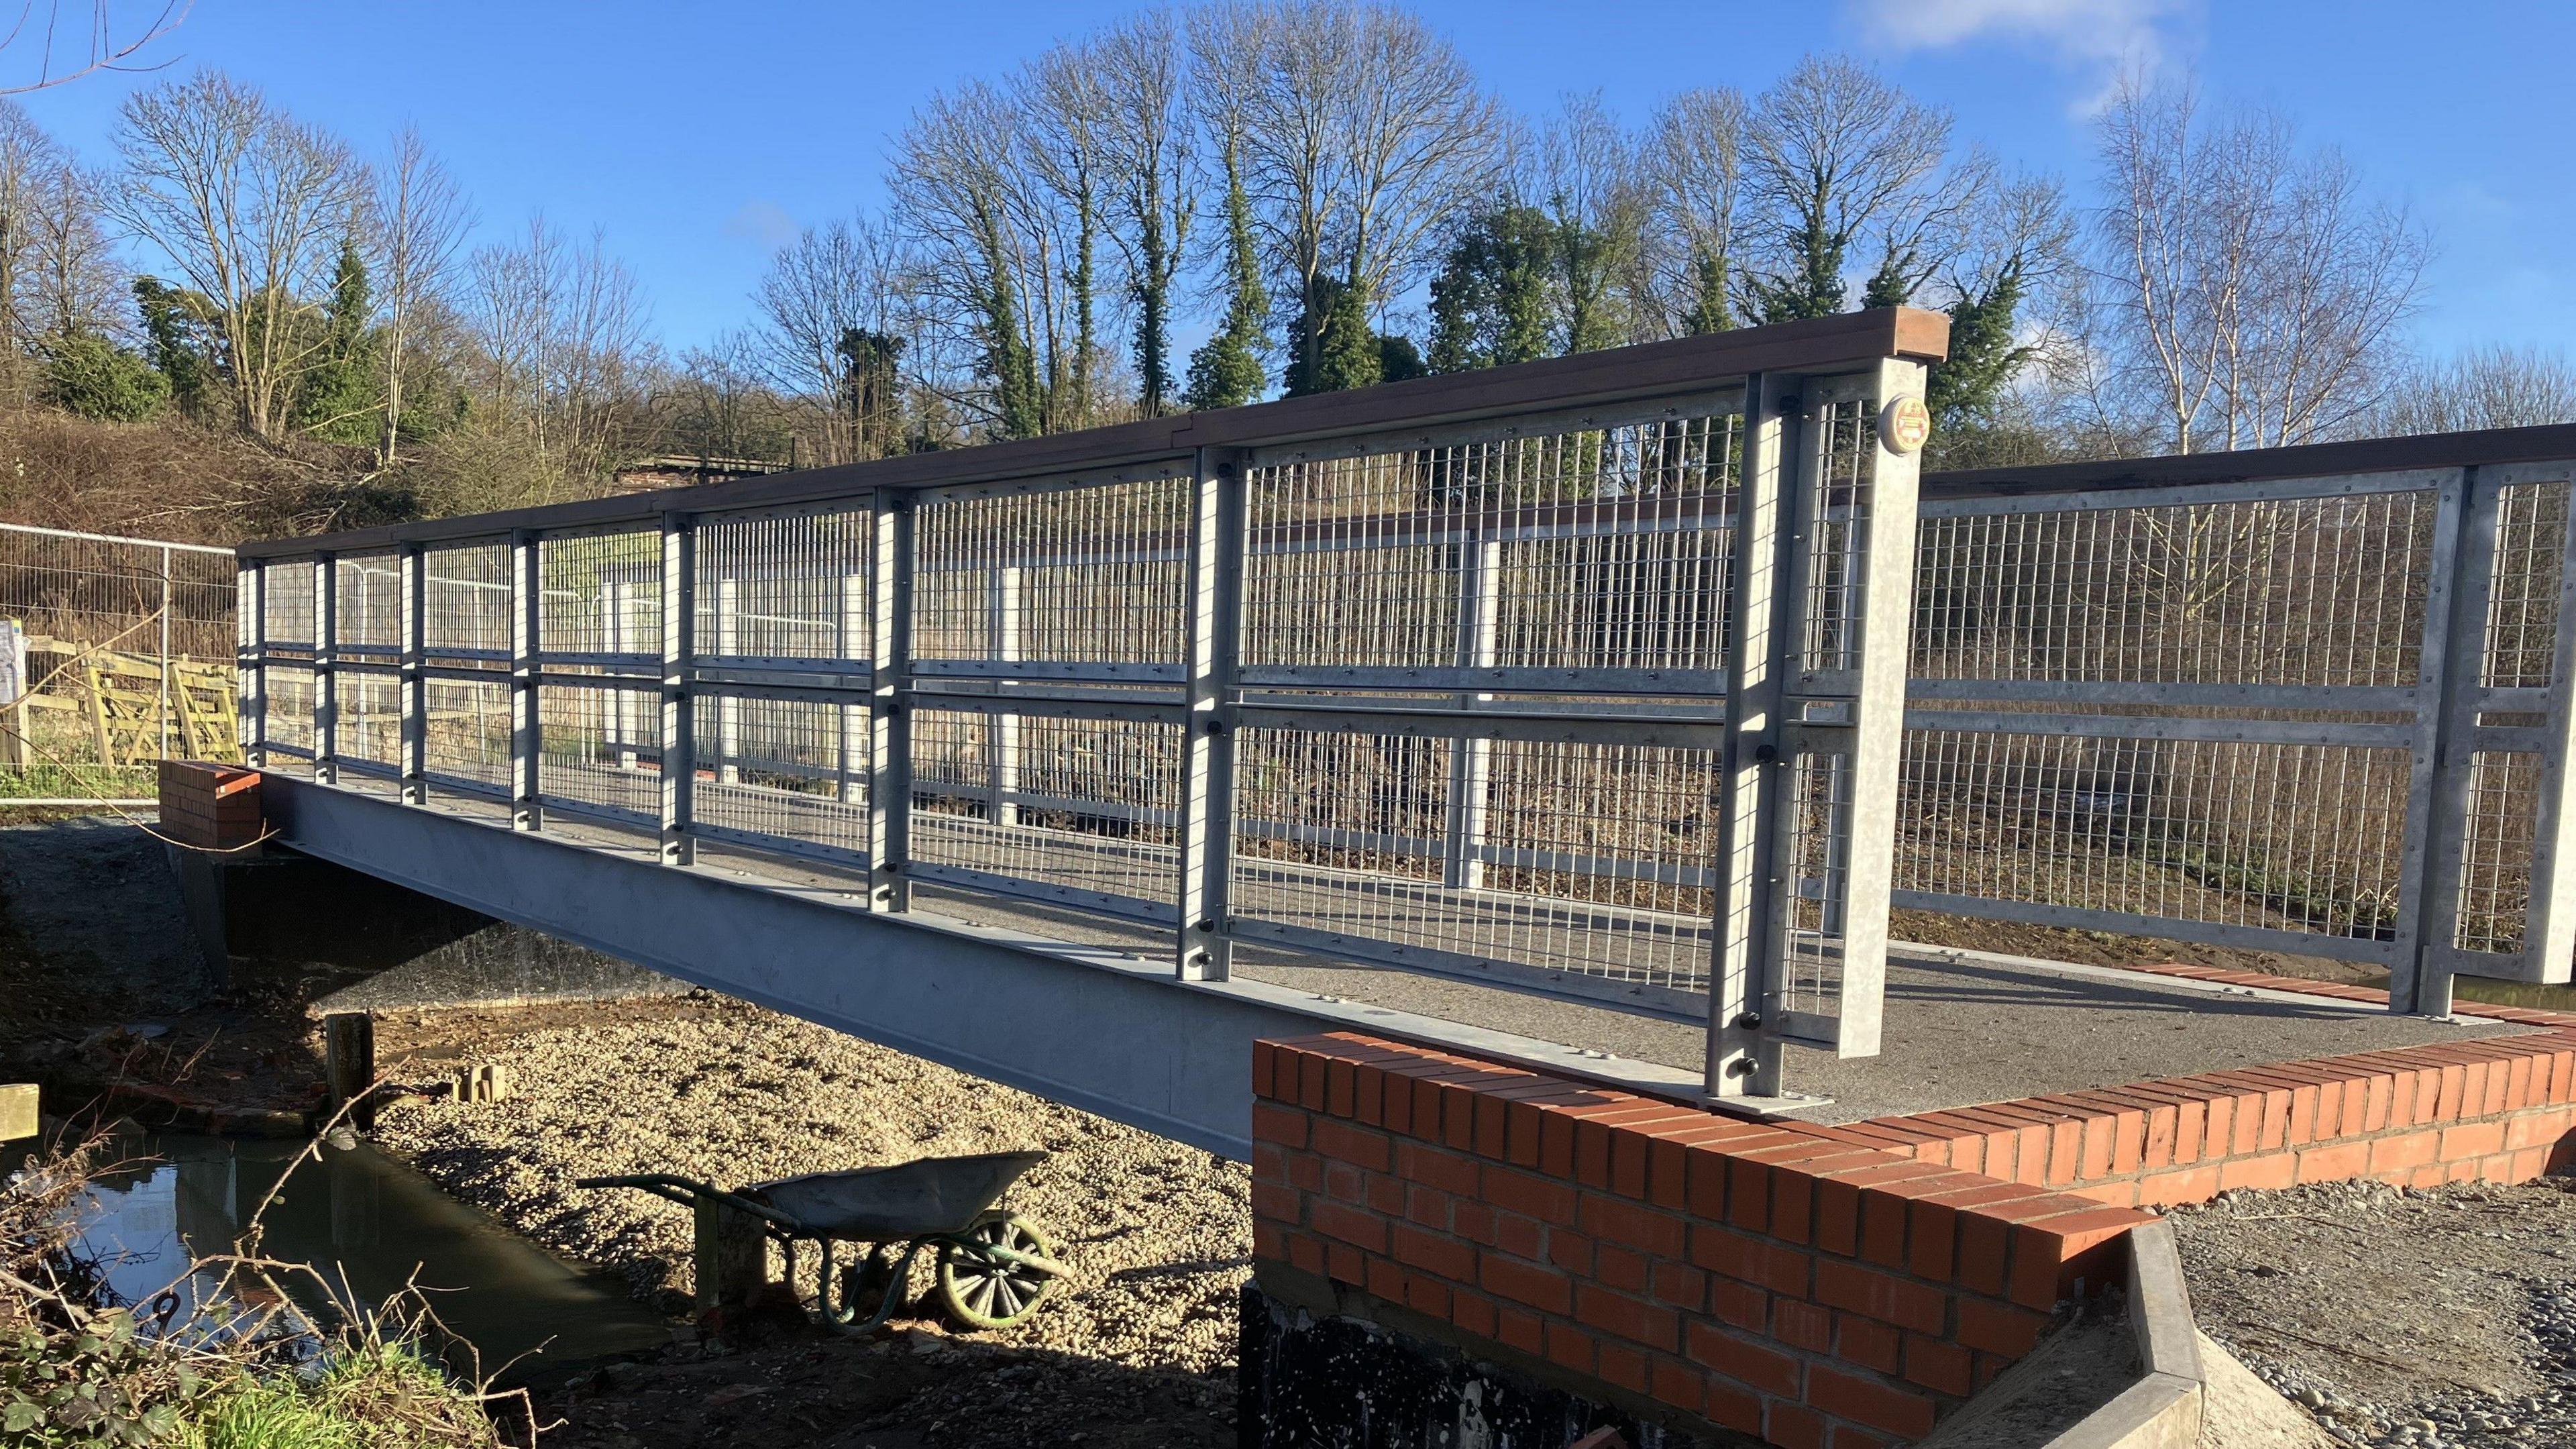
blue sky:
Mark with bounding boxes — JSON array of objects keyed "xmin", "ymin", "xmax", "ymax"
[{"xmin": 12, "ymin": 0, "xmax": 2567, "ymax": 362}]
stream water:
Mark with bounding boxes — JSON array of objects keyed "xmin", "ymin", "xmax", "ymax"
[{"xmin": 6, "ymin": 1133, "xmax": 673, "ymax": 1383}]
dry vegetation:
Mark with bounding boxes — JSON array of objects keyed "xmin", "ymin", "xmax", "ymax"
[{"xmin": 1, "ymin": 1136, "xmax": 517, "ymax": 1448}]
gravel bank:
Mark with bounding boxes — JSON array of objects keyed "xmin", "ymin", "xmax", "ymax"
[
  {"xmin": 371, "ymin": 998, "xmax": 1251, "ymax": 1379},
  {"xmin": 2172, "ymin": 1175, "xmax": 2576, "ymax": 1448}
]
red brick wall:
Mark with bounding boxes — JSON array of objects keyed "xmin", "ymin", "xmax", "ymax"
[
  {"xmin": 156, "ymin": 760, "xmax": 263, "ymax": 851},
  {"xmin": 1836, "ymin": 968, "xmax": 2576, "ymax": 1211},
  {"xmin": 1253, "ymin": 1034, "xmax": 2153, "ymax": 1448}
]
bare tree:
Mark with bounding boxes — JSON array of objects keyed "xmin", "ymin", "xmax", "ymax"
[
  {"xmin": 109, "ymin": 70, "xmax": 363, "ymax": 442},
  {"xmin": 28, "ymin": 160, "xmax": 120, "ymax": 343},
  {"xmin": 1214, "ymin": 1, "xmax": 1503, "ymax": 387},
  {"xmin": 370, "ymin": 126, "xmax": 470, "ymax": 468},
  {"xmin": 1094, "ymin": 10, "xmax": 1196, "ymax": 417},
  {"xmin": 1739, "ymin": 55, "xmax": 1953, "ymax": 321},
  {"xmin": 0, "ymin": 1, "xmax": 189, "ymax": 95},
  {"xmin": 2080, "ymin": 75, "xmax": 2426, "ymax": 453},
  {"xmin": 753, "ymin": 213, "xmax": 910, "ymax": 464},
  {"xmin": 1539, "ymin": 92, "xmax": 1646, "ymax": 353},
  {"xmin": 1641, "ymin": 87, "xmax": 1747, "ymax": 337},
  {"xmin": 1024, "ymin": 40, "xmax": 1110, "ymax": 429},
  {"xmin": 2376, "ymin": 344, "xmax": 2576, "ymax": 437},
  {"xmin": 468, "ymin": 215, "xmax": 652, "ymax": 492},
  {"xmin": 890, "ymin": 79, "xmax": 1049, "ymax": 438},
  {"xmin": 0, "ymin": 99, "xmax": 54, "ymax": 380}
]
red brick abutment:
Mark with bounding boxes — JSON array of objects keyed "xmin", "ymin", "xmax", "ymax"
[{"xmin": 1239, "ymin": 974, "xmax": 2576, "ymax": 1448}]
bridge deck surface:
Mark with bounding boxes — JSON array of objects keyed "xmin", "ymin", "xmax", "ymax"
[{"xmin": 299, "ymin": 772, "xmax": 2525, "ymax": 1126}]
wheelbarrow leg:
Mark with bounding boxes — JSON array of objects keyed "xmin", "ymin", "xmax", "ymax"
[{"xmin": 818, "ymin": 1240, "xmax": 930, "ymax": 1335}]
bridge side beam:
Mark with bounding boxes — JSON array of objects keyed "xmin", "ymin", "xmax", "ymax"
[{"xmin": 258, "ymin": 775, "xmax": 1704, "ymax": 1159}]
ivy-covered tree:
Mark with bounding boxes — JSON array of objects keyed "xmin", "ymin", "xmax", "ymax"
[
  {"xmin": 1283, "ymin": 276, "xmax": 1407, "ymax": 396},
  {"xmin": 1181, "ymin": 130, "xmax": 1267, "ymax": 411}
]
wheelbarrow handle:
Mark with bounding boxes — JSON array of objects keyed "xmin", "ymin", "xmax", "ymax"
[{"xmin": 574, "ymin": 1173, "xmax": 802, "ymax": 1233}]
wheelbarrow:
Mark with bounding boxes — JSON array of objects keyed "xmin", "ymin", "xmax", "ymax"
[{"xmin": 576, "ymin": 1150, "xmax": 1068, "ymax": 1334}]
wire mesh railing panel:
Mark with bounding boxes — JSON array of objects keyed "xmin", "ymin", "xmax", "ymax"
[
  {"xmin": 424, "ymin": 543, "xmax": 513, "ymax": 657},
  {"xmin": 1230, "ymin": 727, "xmax": 1718, "ymax": 994},
  {"xmin": 1799, "ymin": 400, "xmax": 1877, "ymax": 675},
  {"xmin": 264, "ymin": 664, "xmax": 315, "ymax": 755},
  {"xmin": 538, "ymin": 681, "xmax": 660, "ymax": 822},
  {"xmin": 423, "ymin": 677, "xmax": 511, "ymax": 792},
  {"xmin": 913, "ymin": 478, "xmax": 1189, "ymax": 669},
  {"xmin": 1895, "ymin": 730, "xmax": 2414, "ymax": 944},
  {"xmin": 2457, "ymin": 750, "xmax": 2540, "ymax": 955},
  {"xmin": 538, "ymin": 531, "xmax": 661, "ymax": 659},
  {"xmin": 910, "ymin": 708, "xmax": 1181, "ymax": 917},
  {"xmin": 2485, "ymin": 482, "xmax": 2569, "ymax": 690},
  {"xmin": 1243, "ymin": 414, "xmax": 1743, "ymax": 681},
  {"xmin": 337, "ymin": 672, "xmax": 403, "ymax": 770},
  {"xmin": 690, "ymin": 692, "xmax": 868, "ymax": 860},
  {"xmin": 260, "ymin": 559, "xmax": 315, "ymax": 648},
  {"xmin": 1911, "ymin": 488, "xmax": 2437, "ymax": 689},
  {"xmin": 335, "ymin": 554, "xmax": 402, "ymax": 652},
  {"xmin": 1775, "ymin": 750, "xmax": 1853, "ymax": 1020},
  {"xmin": 696, "ymin": 508, "xmax": 871, "ymax": 664}
]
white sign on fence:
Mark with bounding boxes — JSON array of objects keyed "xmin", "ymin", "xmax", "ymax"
[{"xmin": 0, "ymin": 619, "xmax": 23, "ymax": 708}]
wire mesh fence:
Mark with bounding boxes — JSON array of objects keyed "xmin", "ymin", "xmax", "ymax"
[{"xmin": 0, "ymin": 523, "xmax": 237, "ymax": 803}]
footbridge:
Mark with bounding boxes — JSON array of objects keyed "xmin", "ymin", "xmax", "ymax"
[{"xmin": 227, "ymin": 307, "xmax": 2576, "ymax": 1160}]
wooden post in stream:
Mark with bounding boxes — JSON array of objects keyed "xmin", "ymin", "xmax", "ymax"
[{"xmin": 323, "ymin": 1012, "xmax": 375, "ymax": 1132}]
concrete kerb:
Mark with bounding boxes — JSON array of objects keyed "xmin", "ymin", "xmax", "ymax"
[{"xmin": 2039, "ymin": 1219, "xmax": 2204, "ymax": 1449}]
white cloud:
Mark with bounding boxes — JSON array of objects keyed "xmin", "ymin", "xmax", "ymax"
[{"xmin": 1847, "ymin": 0, "xmax": 2192, "ymax": 105}]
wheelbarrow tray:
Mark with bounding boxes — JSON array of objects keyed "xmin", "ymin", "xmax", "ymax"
[{"xmin": 739, "ymin": 1150, "xmax": 1046, "ymax": 1240}]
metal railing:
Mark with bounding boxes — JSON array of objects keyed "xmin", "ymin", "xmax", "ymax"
[
  {"xmin": 1907, "ymin": 445, "xmax": 2576, "ymax": 1014},
  {"xmin": 237, "ymin": 309, "xmax": 1947, "ymax": 1104},
  {"xmin": 0, "ymin": 523, "xmax": 237, "ymax": 804}
]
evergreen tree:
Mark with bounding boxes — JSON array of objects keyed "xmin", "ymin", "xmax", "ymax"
[
  {"xmin": 40, "ymin": 333, "xmax": 168, "ymax": 422},
  {"xmin": 1377, "ymin": 333, "xmax": 1424, "ymax": 384},
  {"xmin": 1313, "ymin": 277, "xmax": 1381, "ymax": 392},
  {"xmin": 132, "ymin": 276, "xmax": 221, "ymax": 420},
  {"xmin": 1926, "ymin": 259, "xmax": 2033, "ymax": 439},
  {"xmin": 296, "ymin": 233, "xmax": 381, "ymax": 443},
  {"xmin": 1426, "ymin": 206, "xmax": 1556, "ymax": 374},
  {"xmin": 838, "ymin": 327, "xmax": 908, "ymax": 457},
  {"xmin": 1182, "ymin": 136, "xmax": 1267, "ymax": 411}
]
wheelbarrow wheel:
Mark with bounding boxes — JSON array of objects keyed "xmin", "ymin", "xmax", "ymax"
[{"xmin": 932, "ymin": 1212, "xmax": 1055, "ymax": 1332}]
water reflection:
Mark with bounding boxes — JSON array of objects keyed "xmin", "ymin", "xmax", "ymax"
[{"xmin": 9, "ymin": 1134, "xmax": 671, "ymax": 1383}]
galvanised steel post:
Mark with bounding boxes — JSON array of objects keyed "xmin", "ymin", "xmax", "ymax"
[
  {"xmin": 400, "ymin": 543, "xmax": 425, "ymax": 804},
  {"xmin": 659, "ymin": 511, "xmax": 696, "ymax": 865},
  {"xmin": 511, "ymin": 529, "xmax": 543, "ymax": 831},
  {"xmin": 1177, "ymin": 446, "xmax": 1247, "ymax": 981},
  {"xmin": 313, "ymin": 553, "xmax": 337, "ymax": 786},
  {"xmin": 866, "ymin": 489, "xmax": 914, "ymax": 912},
  {"xmin": 1707, "ymin": 374, "xmax": 1794, "ymax": 1100}
]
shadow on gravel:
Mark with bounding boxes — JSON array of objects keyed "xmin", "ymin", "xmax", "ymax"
[{"xmin": 524, "ymin": 1321, "xmax": 1234, "ymax": 1449}]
